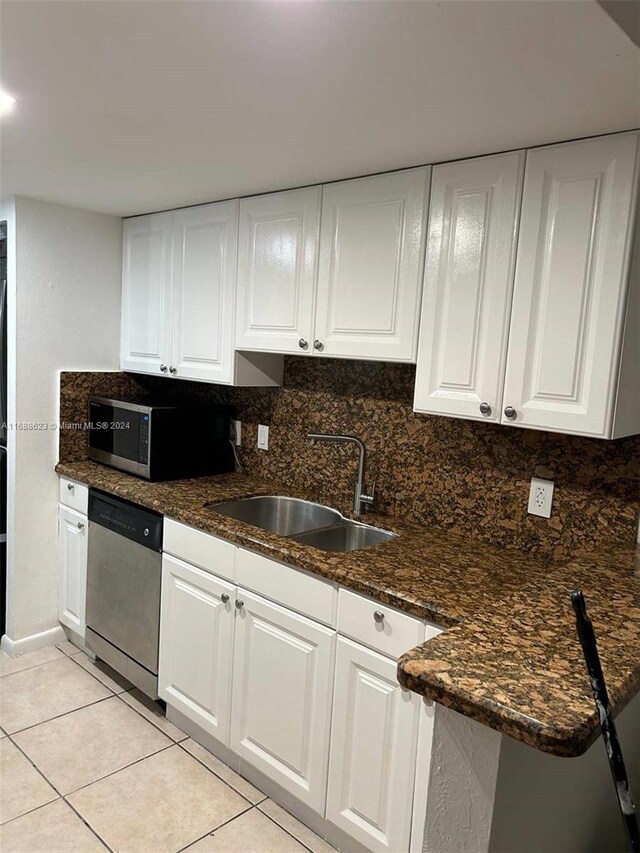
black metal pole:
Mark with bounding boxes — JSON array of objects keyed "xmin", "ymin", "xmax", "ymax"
[{"xmin": 571, "ymin": 590, "xmax": 640, "ymax": 853}]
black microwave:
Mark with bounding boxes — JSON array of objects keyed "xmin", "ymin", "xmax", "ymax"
[{"xmin": 87, "ymin": 396, "xmax": 235, "ymax": 481}]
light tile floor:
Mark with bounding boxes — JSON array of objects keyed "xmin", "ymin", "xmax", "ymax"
[{"xmin": 0, "ymin": 642, "xmax": 337, "ymax": 853}]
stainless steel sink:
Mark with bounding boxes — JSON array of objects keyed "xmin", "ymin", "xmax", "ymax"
[
  {"xmin": 205, "ymin": 496, "xmax": 342, "ymax": 537},
  {"xmin": 292, "ymin": 521, "xmax": 396, "ymax": 552},
  {"xmin": 205, "ymin": 495, "xmax": 396, "ymax": 552}
]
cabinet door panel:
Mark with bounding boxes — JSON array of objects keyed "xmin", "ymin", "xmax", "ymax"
[
  {"xmin": 315, "ymin": 168, "xmax": 430, "ymax": 361},
  {"xmin": 236, "ymin": 188, "xmax": 321, "ymax": 353},
  {"xmin": 159, "ymin": 554, "xmax": 235, "ymax": 744},
  {"xmin": 171, "ymin": 201, "xmax": 238, "ymax": 383},
  {"xmin": 230, "ymin": 589, "xmax": 335, "ymax": 813},
  {"xmin": 58, "ymin": 505, "xmax": 88, "ymax": 638},
  {"xmin": 502, "ymin": 133, "xmax": 639, "ymax": 436},
  {"xmin": 121, "ymin": 213, "xmax": 173, "ymax": 375},
  {"xmin": 414, "ymin": 152, "xmax": 524, "ymax": 421},
  {"xmin": 326, "ymin": 637, "xmax": 421, "ymax": 853}
]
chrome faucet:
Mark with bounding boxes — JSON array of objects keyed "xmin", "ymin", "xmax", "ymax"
[{"xmin": 307, "ymin": 433, "xmax": 375, "ymax": 516}]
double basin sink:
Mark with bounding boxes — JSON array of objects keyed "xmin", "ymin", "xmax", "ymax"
[{"xmin": 205, "ymin": 495, "xmax": 396, "ymax": 553}]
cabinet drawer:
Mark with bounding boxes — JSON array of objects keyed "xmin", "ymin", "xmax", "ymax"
[
  {"xmin": 163, "ymin": 519, "xmax": 236, "ymax": 583},
  {"xmin": 59, "ymin": 478, "xmax": 88, "ymax": 515},
  {"xmin": 236, "ymin": 548, "xmax": 338, "ymax": 627},
  {"xmin": 338, "ymin": 588, "xmax": 439, "ymax": 659}
]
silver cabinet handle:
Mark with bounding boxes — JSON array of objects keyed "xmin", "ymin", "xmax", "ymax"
[
  {"xmin": 221, "ymin": 593, "xmax": 230, "ymax": 604},
  {"xmin": 77, "ymin": 521, "xmax": 85, "ymax": 530},
  {"xmin": 235, "ymin": 599, "xmax": 244, "ymax": 610},
  {"xmin": 313, "ymin": 339, "xmax": 323, "ymax": 351},
  {"xmin": 169, "ymin": 366, "xmax": 177, "ymax": 375},
  {"xmin": 160, "ymin": 364, "xmax": 168, "ymax": 373},
  {"xmin": 479, "ymin": 402, "xmax": 491, "ymax": 416},
  {"xmin": 504, "ymin": 406, "xmax": 517, "ymax": 420},
  {"xmin": 67, "ymin": 483, "xmax": 74, "ymax": 492},
  {"xmin": 373, "ymin": 610, "xmax": 385, "ymax": 624},
  {"xmin": 298, "ymin": 338, "xmax": 309, "ymax": 350}
]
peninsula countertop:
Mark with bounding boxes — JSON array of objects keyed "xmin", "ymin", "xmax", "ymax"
[{"xmin": 56, "ymin": 460, "xmax": 640, "ymax": 758}]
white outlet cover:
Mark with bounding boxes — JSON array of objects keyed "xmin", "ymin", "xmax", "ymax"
[
  {"xmin": 233, "ymin": 419, "xmax": 241, "ymax": 447},
  {"xmin": 528, "ymin": 477, "xmax": 554, "ymax": 519},
  {"xmin": 257, "ymin": 424, "xmax": 269, "ymax": 451}
]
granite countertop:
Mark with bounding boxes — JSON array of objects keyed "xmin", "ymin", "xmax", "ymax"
[{"xmin": 56, "ymin": 460, "xmax": 640, "ymax": 758}]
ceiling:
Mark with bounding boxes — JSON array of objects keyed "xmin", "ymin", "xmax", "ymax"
[{"xmin": 1, "ymin": 0, "xmax": 639, "ymax": 217}]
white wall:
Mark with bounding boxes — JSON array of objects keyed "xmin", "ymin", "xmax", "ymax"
[
  {"xmin": 489, "ymin": 691, "xmax": 640, "ymax": 853},
  {"xmin": 1, "ymin": 196, "xmax": 121, "ymax": 645},
  {"xmin": 422, "ymin": 692, "xmax": 640, "ymax": 853},
  {"xmin": 422, "ymin": 705, "xmax": 502, "ymax": 853}
]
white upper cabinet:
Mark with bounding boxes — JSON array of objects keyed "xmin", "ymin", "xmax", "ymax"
[
  {"xmin": 502, "ymin": 132, "xmax": 640, "ymax": 437},
  {"xmin": 414, "ymin": 152, "xmax": 525, "ymax": 422},
  {"xmin": 236, "ymin": 188, "xmax": 321, "ymax": 354},
  {"xmin": 121, "ymin": 205, "xmax": 282, "ymax": 386},
  {"xmin": 315, "ymin": 168, "xmax": 431, "ymax": 361},
  {"xmin": 121, "ymin": 213, "xmax": 173, "ymax": 374},
  {"xmin": 171, "ymin": 202, "xmax": 238, "ymax": 384}
]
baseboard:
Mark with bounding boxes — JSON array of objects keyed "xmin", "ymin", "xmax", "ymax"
[{"xmin": 1, "ymin": 624, "xmax": 66, "ymax": 657}]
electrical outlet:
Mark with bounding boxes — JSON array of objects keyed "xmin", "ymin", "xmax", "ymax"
[
  {"xmin": 232, "ymin": 420, "xmax": 241, "ymax": 447},
  {"xmin": 528, "ymin": 477, "xmax": 554, "ymax": 518},
  {"xmin": 257, "ymin": 424, "xmax": 269, "ymax": 451}
]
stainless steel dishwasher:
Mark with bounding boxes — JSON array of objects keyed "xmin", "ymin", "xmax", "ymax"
[{"xmin": 86, "ymin": 490, "xmax": 163, "ymax": 699}]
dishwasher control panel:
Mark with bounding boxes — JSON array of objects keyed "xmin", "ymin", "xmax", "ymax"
[{"xmin": 88, "ymin": 490, "xmax": 163, "ymax": 551}]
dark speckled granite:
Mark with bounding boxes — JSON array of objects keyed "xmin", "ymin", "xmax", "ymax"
[
  {"xmin": 57, "ymin": 364, "xmax": 640, "ymax": 757},
  {"xmin": 58, "ymin": 360, "xmax": 640, "ymax": 561},
  {"xmin": 56, "ymin": 459, "xmax": 640, "ymax": 758}
]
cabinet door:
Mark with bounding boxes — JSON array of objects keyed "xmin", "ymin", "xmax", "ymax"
[
  {"xmin": 502, "ymin": 133, "xmax": 640, "ymax": 436},
  {"xmin": 315, "ymin": 168, "xmax": 430, "ymax": 361},
  {"xmin": 121, "ymin": 213, "xmax": 173, "ymax": 375},
  {"xmin": 58, "ymin": 505, "xmax": 88, "ymax": 638},
  {"xmin": 414, "ymin": 152, "xmax": 524, "ymax": 422},
  {"xmin": 170, "ymin": 201, "xmax": 238, "ymax": 384},
  {"xmin": 236, "ymin": 188, "xmax": 321, "ymax": 354},
  {"xmin": 159, "ymin": 554, "xmax": 236, "ymax": 745},
  {"xmin": 326, "ymin": 637, "xmax": 421, "ymax": 853},
  {"xmin": 230, "ymin": 588, "xmax": 335, "ymax": 813}
]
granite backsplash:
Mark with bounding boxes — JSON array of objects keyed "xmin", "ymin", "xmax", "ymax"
[{"xmin": 59, "ymin": 358, "xmax": 640, "ymax": 561}]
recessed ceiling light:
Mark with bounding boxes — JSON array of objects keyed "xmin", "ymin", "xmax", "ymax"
[{"xmin": 0, "ymin": 91, "xmax": 17, "ymax": 116}]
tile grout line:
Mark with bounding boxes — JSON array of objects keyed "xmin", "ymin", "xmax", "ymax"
[
  {"xmin": 4, "ymin": 646, "xmax": 333, "ymax": 852},
  {"xmin": 5, "ymin": 693, "xmax": 114, "ymax": 738},
  {"xmin": 171, "ymin": 739, "xmax": 330, "ymax": 853},
  {"xmin": 0, "ymin": 652, "xmax": 68, "ymax": 680},
  {"xmin": 0, "ymin": 793, "xmax": 113, "ymax": 853},
  {"xmin": 176, "ymin": 803, "xmax": 256, "ymax": 852},
  {"xmin": 1, "ymin": 733, "xmax": 66, "ymax": 828},
  {"xmin": 256, "ymin": 804, "xmax": 329, "ymax": 853},
  {"xmin": 4, "ymin": 713, "xmax": 174, "ymax": 844},
  {"xmin": 62, "ymin": 795, "xmax": 116, "ymax": 852},
  {"xmin": 114, "ymin": 689, "xmax": 189, "ymax": 742},
  {"xmin": 63, "ymin": 742, "xmax": 177, "ymax": 798},
  {"xmin": 67, "ymin": 649, "xmax": 136, "ymax": 696},
  {"xmin": 175, "ymin": 739, "xmax": 266, "ymax": 805},
  {"xmin": 0, "ymin": 797, "xmax": 61, "ymax": 829}
]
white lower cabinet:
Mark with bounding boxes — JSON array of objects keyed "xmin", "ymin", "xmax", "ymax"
[
  {"xmin": 158, "ymin": 530, "xmax": 438, "ymax": 852},
  {"xmin": 58, "ymin": 504, "xmax": 88, "ymax": 638},
  {"xmin": 158, "ymin": 554, "xmax": 236, "ymax": 744},
  {"xmin": 326, "ymin": 636, "xmax": 423, "ymax": 853},
  {"xmin": 230, "ymin": 588, "xmax": 336, "ymax": 813}
]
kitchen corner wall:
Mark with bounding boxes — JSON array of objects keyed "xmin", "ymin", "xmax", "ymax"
[
  {"xmin": 60, "ymin": 357, "xmax": 640, "ymax": 562},
  {"xmin": 4, "ymin": 196, "xmax": 122, "ymax": 646}
]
